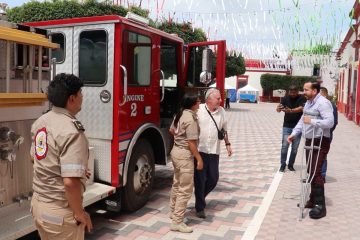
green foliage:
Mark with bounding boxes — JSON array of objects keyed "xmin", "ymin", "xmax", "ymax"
[
  {"xmin": 260, "ymin": 74, "xmax": 317, "ymax": 91},
  {"xmin": 158, "ymin": 22, "xmax": 245, "ymax": 77},
  {"xmin": 128, "ymin": 5, "xmax": 149, "ymax": 18},
  {"xmin": 6, "ymin": 0, "xmax": 127, "ymax": 23},
  {"xmin": 6, "ymin": 0, "xmax": 246, "ymax": 76},
  {"xmin": 226, "ymin": 52, "xmax": 246, "ymax": 77},
  {"xmin": 292, "ymin": 44, "xmax": 333, "ymax": 56},
  {"xmin": 311, "ymin": 44, "xmax": 332, "ymax": 54},
  {"xmin": 157, "ymin": 21, "xmax": 207, "ymax": 44},
  {"xmin": 7, "ymin": 1, "xmax": 205, "ymax": 44},
  {"xmin": 148, "ymin": 19, "xmax": 157, "ymax": 28}
]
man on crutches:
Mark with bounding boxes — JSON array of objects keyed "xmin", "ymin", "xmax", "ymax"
[{"xmin": 288, "ymin": 81, "xmax": 334, "ymax": 219}]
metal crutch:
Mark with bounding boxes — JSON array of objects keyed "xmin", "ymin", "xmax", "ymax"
[{"xmin": 298, "ymin": 111, "xmax": 324, "ymax": 220}]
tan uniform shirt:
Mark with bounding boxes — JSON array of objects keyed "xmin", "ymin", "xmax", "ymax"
[
  {"xmin": 30, "ymin": 107, "xmax": 89, "ymax": 202},
  {"xmin": 171, "ymin": 109, "xmax": 199, "ymax": 150}
]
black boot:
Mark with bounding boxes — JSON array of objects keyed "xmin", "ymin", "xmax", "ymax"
[
  {"xmin": 306, "ymin": 183, "xmax": 315, "ymax": 208},
  {"xmin": 309, "ymin": 185, "xmax": 326, "ymax": 219}
]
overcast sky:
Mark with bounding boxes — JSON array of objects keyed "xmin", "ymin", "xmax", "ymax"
[{"xmin": 2, "ymin": 0, "xmax": 355, "ymax": 59}]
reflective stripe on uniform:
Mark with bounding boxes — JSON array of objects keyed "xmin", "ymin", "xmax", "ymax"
[{"xmin": 61, "ymin": 163, "xmax": 86, "ymax": 171}]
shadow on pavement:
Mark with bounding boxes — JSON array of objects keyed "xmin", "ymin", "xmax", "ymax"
[
  {"xmin": 225, "ymin": 108, "xmax": 250, "ymax": 112},
  {"xmin": 324, "ymin": 175, "xmax": 337, "ymax": 183}
]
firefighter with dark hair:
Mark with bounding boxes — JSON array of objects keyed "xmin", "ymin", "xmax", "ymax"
[
  {"xmin": 30, "ymin": 73, "xmax": 93, "ymax": 239},
  {"xmin": 169, "ymin": 92, "xmax": 203, "ymax": 233}
]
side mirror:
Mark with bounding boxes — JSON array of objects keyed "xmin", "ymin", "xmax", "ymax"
[
  {"xmin": 202, "ymin": 48, "xmax": 213, "ymax": 73},
  {"xmin": 200, "ymin": 48, "xmax": 213, "ymax": 84},
  {"xmin": 200, "ymin": 71, "xmax": 212, "ymax": 85}
]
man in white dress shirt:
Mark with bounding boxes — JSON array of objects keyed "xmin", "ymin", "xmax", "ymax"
[{"xmin": 194, "ymin": 88, "xmax": 232, "ymax": 219}]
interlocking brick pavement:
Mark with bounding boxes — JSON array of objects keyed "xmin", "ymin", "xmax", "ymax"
[
  {"xmin": 23, "ymin": 102, "xmax": 360, "ymax": 240},
  {"xmin": 85, "ymin": 102, "xmax": 360, "ymax": 240},
  {"xmin": 86, "ymin": 102, "xmax": 282, "ymax": 240},
  {"xmin": 256, "ymin": 109, "xmax": 360, "ymax": 240}
]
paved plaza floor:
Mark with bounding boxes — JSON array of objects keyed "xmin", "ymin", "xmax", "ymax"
[
  {"xmin": 256, "ymin": 103, "xmax": 360, "ymax": 240},
  {"xmin": 84, "ymin": 102, "xmax": 360, "ymax": 240}
]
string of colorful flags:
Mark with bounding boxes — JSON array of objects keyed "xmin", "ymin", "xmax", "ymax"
[{"xmin": 118, "ymin": 0, "xmax": 354, "ymax": 69}]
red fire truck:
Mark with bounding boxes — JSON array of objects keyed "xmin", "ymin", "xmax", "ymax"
[{"xmin": 0, "ymin": 13, "xmax": 225, "ymax": 238}]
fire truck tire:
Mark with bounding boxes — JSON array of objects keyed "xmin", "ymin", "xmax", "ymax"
[{"xmin": 122, "ymin": 139, "xmax": 155, "ymax": 212}]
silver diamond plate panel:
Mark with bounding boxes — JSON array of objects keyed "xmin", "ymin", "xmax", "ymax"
[
  {"xmin": 88, "ymin": 138, "xmax": 112, "ymax": 183},
  {"xmin": 73, "ymin": 24, "xmax": 115, "ymax": 140}
]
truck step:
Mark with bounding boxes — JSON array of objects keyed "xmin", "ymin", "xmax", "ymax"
[{"xmin": 83, "ymin": 182, "xmax": 116, "ymax": 207}]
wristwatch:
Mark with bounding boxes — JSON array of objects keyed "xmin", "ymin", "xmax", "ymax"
[{"xmin": 225, "ymin": 143, "xmax": 231, "ymax": 146}]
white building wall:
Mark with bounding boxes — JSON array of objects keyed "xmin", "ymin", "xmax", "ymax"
[
  {"xmin": 225, "ymin": 76, "xmax": 237, "ymax": 89},
  {"xmin": 345, "ymin": 34, "xmax": 354, "ymax": 105},
  {"xmin": 344, "ymin": 68, "xmax": 349, "ymax": 104},
  {"xmin": 246, "ymin": 71, "xmax": 265, "ymax": 92},
  {"xmin": 339, "ymin": 32, "xmax": 356, "ymax": 105},
  {"xmin": 292, "ymin": 54, "xmax": 338, "ymax": 96},
  {"xmin": 350, "ymin": 33, "xmax": 357, "ymax": 104},
  {"xmin": 339, "ymin": 55, "xmax": 346, "ymax": 104},
  {"xmin": 321, "ymin": 66, "xmax": 338, "ymax": 96},
  {"xmin": 291, "ymin": 66, "xmax": 312, "ymax": 76}
]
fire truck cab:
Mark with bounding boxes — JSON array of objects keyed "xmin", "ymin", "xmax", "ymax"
[{"xmin": 0, "ymin": 13, "xmax": 225, "ymax": 239}]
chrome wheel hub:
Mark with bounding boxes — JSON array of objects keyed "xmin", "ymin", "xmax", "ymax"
[{"xmin": 133, "ymin": 155, "xmax": 152, "ymax": 194}]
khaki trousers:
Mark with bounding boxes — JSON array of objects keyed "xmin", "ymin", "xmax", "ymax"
[
  {"xmin": 169, "ymin": 146, "xmax": 194, "ymax": 224},
  {"xmin": 31, "ymin": 193, "xmax": 84, "ymax": 240}
]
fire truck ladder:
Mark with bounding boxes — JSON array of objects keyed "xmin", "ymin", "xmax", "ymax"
[{"xmin": 298, "ymin": 112, "xmax": 324, "ymax": 220}]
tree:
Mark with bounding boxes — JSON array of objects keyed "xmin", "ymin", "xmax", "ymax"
[
  {"xmin": 7, "ymin": 0, "xmax": 129, "ymax": 23},
  {"xmin": 6, "ymin": 0, "xmax": 246, "ymax": 76},
  {"xmin": 226, "ymin": 52, "xmax": 246, "ymax": 77},
  {"xmin": 157, "ymin": 21, "xmax": 207, "ymax": 44},
  {"xmin": 158, "ymin": 22, "xmax": 246, "ymax": 77},
  {"xmin": 260, "ymin": 74, "xmax": 317, "ymax": 92}
]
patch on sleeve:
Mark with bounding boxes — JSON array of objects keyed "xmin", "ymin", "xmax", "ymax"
[
  {"xmin": 35, "ymin": 128, "xmax": 48, "ymax": 160},
  {"xmin": 72, "ymin": 120, "xmax": 85, "ymax": 132}
]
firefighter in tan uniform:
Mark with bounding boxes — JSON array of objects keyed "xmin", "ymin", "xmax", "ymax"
[
  {"xmin": 30, "ymin": 73, "xmax": 92, "ymax": 240},
  {"xmin": 169, "ymin": 92, "xmax": 203, "ymax": 233}
]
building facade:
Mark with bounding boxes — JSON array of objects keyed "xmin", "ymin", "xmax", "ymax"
[
  {"xmin": 336, "ymin": 1, "xmax": 360, "ymax": 126},
  {"xmin": 240, "ymin": 59, "xmax": 290, "ymax": 102},
  {"xmin": 291, "ymin": 53, "xmax": 338, "ymax": 97}
]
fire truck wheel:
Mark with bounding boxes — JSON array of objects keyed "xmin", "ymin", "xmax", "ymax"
[{"xmin": 122, "ymin": 139, "xmax": 154, "ymax": 212}]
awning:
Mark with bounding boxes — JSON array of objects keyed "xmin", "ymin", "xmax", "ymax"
[{"xmin": 0, "ymin": 26, "xmax": 59, "ymax": 49}]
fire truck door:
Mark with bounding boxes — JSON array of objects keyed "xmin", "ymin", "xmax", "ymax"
[
  {"xmin": 183, "ymin": 41, "xmax": 226, "ymax": 103},
  {"xmin": 49, "ymin": 27, "xmax": 73, "ymax": 74},
  {"xmin": 119, "ymin": 29, "xmax": 160, "ymax": 133},
  {"xmin": 72, "ymin": 24, "xmax": 115, "ymax": 140}
]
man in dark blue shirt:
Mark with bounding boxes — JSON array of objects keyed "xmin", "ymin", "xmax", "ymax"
[{"xmin": 276, "ymin": 85, "xmax": 306, "ymax": 172}]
